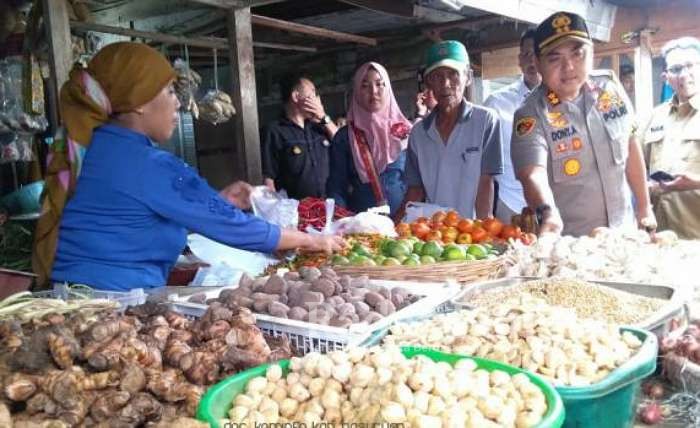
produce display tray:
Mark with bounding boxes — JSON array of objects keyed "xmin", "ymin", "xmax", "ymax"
[
  {"xmin": 451, "ymin": 276, "xmax": 689, "ymax": 338},
  {"xmin": 196, "ymin": 347, "xmax": 565, "ymax": 428},
  {"xmin": 169, "ymin": 279, "xmax": 460, "ymax": 355},
  {"xmin": 32, "ymin": 283, "xmax": 147, "ymax": 311}
]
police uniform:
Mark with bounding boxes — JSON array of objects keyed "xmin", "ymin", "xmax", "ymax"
[
  {"xmin": 511, "ymin": 71, "xmax": 636, "ymax": 236},
  {"xmin": 642, "ymin": 94, "xmax": 700, "ymax": 239}
]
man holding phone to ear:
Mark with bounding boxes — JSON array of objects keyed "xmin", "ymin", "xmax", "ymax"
[{"xmin": 642, "ymin": 37, "xmax": 700, "ymax": 239}]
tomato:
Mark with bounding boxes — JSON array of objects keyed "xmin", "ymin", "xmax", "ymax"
[
  {"xmin": 411, "ymin": 222, "xmax": 431, "ymax": 239},
  {"xmin": 415, "ymin": 216, "xmax": 429, "ymax": 224},
  {"xmin": 431, "ymin": 211, "xmax": 447, "ymax": 225},
  {"xmin": 441, "ymin": 226, "xmax": 459, "ymax": 243},
  {"xmin": 444, "ymin": 210, "xmax": 460, "ymax": 227},
  {"xmin": 500, "ymin": 225, "xmax": 522, "ymax": 240},
  {"xmin": 456, "ymin": 232, "xmax": 472, "ymax": 244},
  {"xmin": 471, "ymin": 227, "xmax": 488, "ymax": 243},
  {"xmin": 396, "ymin": 222, "xmax": 411, "ymax": 238},
  {"xmin": 425, "ymin": 230, "xmax": 442, "ymax": 242},
  {"xmin": 483, "ymin": 218, "xmax": 503, "ymax": 237},
  {"xmin": 457, "ymin": 219, "xmax": 474, "ymax": 233}
]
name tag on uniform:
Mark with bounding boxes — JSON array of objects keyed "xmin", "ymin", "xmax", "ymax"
[{"xmin": 551, "ymin": 125, "xmax": 578, "ymax": 142}]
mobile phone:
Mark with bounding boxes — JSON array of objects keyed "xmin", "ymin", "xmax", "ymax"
[{"xmin": 650, "ymin": 170, "xmax": 676, "ymax": 182}]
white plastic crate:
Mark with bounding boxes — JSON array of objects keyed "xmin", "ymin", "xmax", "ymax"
[
  {"xmin": 34, "ymin": 283, "xmax": 147, "ymax": 311},
  {"xmin": 169, "ymin": 279, "xmax": 459, "ymax": 355}
]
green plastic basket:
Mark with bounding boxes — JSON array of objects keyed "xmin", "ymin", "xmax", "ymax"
[
  {"xmin": 556, "ymin": 327, "xmax": 657, "ymax": 428},
  {"xmin": 197, "ymin": 348, "xmax": 565, "ymax": 428}
]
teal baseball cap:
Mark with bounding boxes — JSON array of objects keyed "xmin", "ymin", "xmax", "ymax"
[{"xmin": 424, "ymin": 40, "xmax": 470, "ymax": 77}]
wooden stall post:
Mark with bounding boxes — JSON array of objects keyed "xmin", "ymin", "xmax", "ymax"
[
  {"xmin": 42, "ymin": 0, "xmax": 72, "ymax": 129},
  {"xmin": 634, "ymin": 30, "xmax": 654, "ymax": 119},
  {"xmin": 226, "ymin": 7, "xmax": 262, "ymax": 184}
]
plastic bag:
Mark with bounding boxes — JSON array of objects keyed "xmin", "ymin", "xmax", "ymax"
[
  {"xmin": 403, "ymin": 201, "xmax": 452, "ymax": 222},
  {"xmin": 197, "ymin": 89, "xmax": 235, "ymax": 125},
  {"xmin": 331, "ymin": 209, "xmax": 397, "ymax": 237},
  {"xmin": 250, "ymin": 186, "xmax": 299, "ymax": 229}
]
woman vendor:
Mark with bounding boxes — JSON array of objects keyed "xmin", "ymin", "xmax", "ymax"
[
  {"xmin": 326, "ymin": 62, "xmax": 410, "ymax": 216},
  {"xmin": 34, "ymin": 42, "xmax": 344, "ymax": 291}
]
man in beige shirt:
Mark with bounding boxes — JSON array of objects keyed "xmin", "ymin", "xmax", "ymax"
[{"xmin": 643, "ymin": 37, "xmax": 700, "ymax": 239}]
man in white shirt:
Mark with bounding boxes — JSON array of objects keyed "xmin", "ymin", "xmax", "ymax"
[{"xmin": 484, "ymin": 30, "xmax": 542, "ymax": 222}]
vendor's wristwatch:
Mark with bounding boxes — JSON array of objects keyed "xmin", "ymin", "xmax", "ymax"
[
  {"xmin": 535, "ymin": 203, "xmax": 552, "ymax": 226},
  {"xmin": 319, "ymin": 114, "xmax": 331, "ymax": 125}
]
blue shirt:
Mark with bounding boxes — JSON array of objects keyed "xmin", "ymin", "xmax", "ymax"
[
  {"xmin": 326, "ymin": 126, "xmax": 407, "ymax": 215},
  {"xmin": 51, "ymin": 124, "xmax": 281, "ymax": 291}
]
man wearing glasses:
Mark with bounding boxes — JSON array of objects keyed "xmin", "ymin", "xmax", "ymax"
[
  {"xmin": 642, "ymin": 37, "xmax": 700, "ymax": 239},
  {"xmin": 511, "ymin": 11, "xmax": 655, "ymax": 237},
  {"xmin": 396, "ymin": 40, "xmax": 503, "ymax": 220}
]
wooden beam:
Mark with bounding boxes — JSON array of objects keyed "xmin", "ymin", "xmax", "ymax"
[
  {"xmin": 187, "ymin": 0, "xmax": 287, "ymax": 8},
  {"xmin": 251, "ymin": 14, "xmax": 377, "ymax": 46},
  {"xmin": 227, "ymin": 7, "xmax": 263, "ymax": 184},
  {"xmin": 43, "ymin": 0, "xmax": 72, "ymax": 129},
  {"xmin": 337, "ymin": 0, "xmax": 414, "ymax": 18},
  {"xmin": 70, "ymin": 21, "xmax": 316, "ymax": 52},
  {"xmin": 634, "ymin": 30, "xmax": 654, "ymax": 119}
]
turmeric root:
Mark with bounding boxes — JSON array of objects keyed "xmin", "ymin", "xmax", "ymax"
[
  {"xmin": 26, "ymin": 392, "xmax": 58, "ymax": 415},
  {"xmin": 179, "ymin": 351, "xmax": 220, "ymax": 385},
  {"xmin": 90, "ymin": 390, "xmax": 131, "ymax": 421},
  {"xmin": 119, "ymin": 364, "xmax": 146, "ymax": 394},
  {"xmin": 168, "ymin": 329, "xmax": 194, "ymax": 344},
  {"xmin": 164, "ymin": 340, "xmax": 192, "ymax": 368},
  {"xmin": 4, "ymin": 373, "xmax": 39, "ymax": 401},
  {"xmin": 86, "ymin": 317, "xmax": 138, "ymax": 343},
  {"xmin": 47, "ymin": 330, "xmax": 81, "ymax": 370},
  {"xmin": 81, "ymin": 371, "xmax": 119, "ymax": 390},
  {"xmin": 164, "ymin": 311, "xmax": 190, "ymax": 330}
]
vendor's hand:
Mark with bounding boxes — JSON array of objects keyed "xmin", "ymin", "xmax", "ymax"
[
  {"xmin": 303, "ymin": 234, "xmax": 347, "ymax": 254},
  {"xmin": 264, "ymin": 178, "xmax": 276, "ymax": 192},
  {"xmin": 301, "ymin": 95, "xmax": 326, "ymax": 122},
  {"xmin": 636, "ymin": 206, "xmax": 657, "ymax": 234},
  {"xmin": 220, "ymin": 180, "xmax": 253, "ymax": 210},
  {"xmin": 659, "ymin": 173, "xmax": 700, "ymax": 192},
  {"xmin": 538, "ymin": 212, "xmax": 563, "ymax": 236}
]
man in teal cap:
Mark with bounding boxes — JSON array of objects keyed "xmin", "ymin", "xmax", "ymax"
[{"xmin": 396, "ymin": 40, "xmax": 503, "ymax": 220}]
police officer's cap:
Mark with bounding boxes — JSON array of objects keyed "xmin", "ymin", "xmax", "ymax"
[{"xmin": 534, "ymin": 11, "xmax": 592, "ymax": 56}]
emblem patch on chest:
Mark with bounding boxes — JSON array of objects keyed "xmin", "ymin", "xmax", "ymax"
[
  {"xmin": 516, "ymin": 117, "xmax": 537, "ymax": 137},
  {"xmin": 563, "ymin": 158, "xmax": 581, "ymax": 176},
  {"xmin": 571, "ymin": 137, "xmax": 583, "ymax": 150},
  {"xmin": 546, "ymin": 111, "xmax": 569, "ymax": 128}
]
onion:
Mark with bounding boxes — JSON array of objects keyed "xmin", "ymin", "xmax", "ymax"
[
  {"xmin": 642, "ymin": 381, "xmax": 665, "ymax": 399},
  {"xmin": 639, "ymin": 402, "xmax": 663, "ymax": 425},
  {"xmin": 687, "ymin": 324, "xmax": 700, "ymax": 339}
]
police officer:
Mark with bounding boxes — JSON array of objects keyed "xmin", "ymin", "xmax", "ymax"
[{"xmin": 511, "ymin": 11, "xmax": 655, "ymax": 236}]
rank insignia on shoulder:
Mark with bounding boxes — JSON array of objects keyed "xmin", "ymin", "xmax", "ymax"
[
  {"xmin": 516, "ymin": 117, "xmax": 537, "ymax": 137},
  {"xmin": 563, "ymin": 158, "xmax": 581, "ymax": 176},
  {"xmin": 546, "ymin": 111, "xmax": 569, "ymax": 128},
  {"xmin": 292, "ymin": 145, "xmax": 302, "ymax": 154}
]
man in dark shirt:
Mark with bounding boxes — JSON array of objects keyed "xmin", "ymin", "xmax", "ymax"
[{"xmin": 261, "ymin": 73, "xmax": 338, "ymax": 199}]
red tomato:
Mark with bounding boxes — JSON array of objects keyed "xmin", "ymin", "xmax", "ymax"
[
  {"xmin": 483, "ymin": 218, "xmax": 504, "ymax": 237},
  {"xmin": 457, "ymin": 219, "xmax": 474, "ymax": 233},
  {"xmin": 471, "ymin": 227, "xmax": 488, "ymax": 243},
  {"xmin": 411, "ymin": 222, "xmax": 431, "ymax": 239}
]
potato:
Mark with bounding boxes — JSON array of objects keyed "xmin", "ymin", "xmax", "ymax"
[
  {"xmin": 326, "ymin": 296, "xmax": 345, "ymax": 307},
  {"xmin": 339, "ymin": 275, "xmax": 352, "ymax": 290},
  {"xmin": 364, "ymin": 292, "xmax": 385, "ymax": 309},
  {"xmin": 307, "ymin": 308, "xmax": 331, "ymax": 325},
  {"xmin": 391, "ymin": 288, "xmax": 410, "ymax": 308},
  {"xmin": 311, "ymin": 278, "xmax": 336, "ymax": 298},
  {"xmin": 268, "ymin": 302, "xmax": 290, "ymax": 318},
  {"xmin": 350, "ymin": 275, "xmax": 370, "ymax": 288},
  {"xmin": 378, "ymin": 287, "xmax": 391, "ymax": 300},
  {"xmin": 330, "ymin": 316, "xmax": 353, "ymax": 328},
  {"xmin": 362, "ymin": 312, "xmax": 383, "ymax": 324},
  {"xmin": 238, "ymin": 273, "xmax": 253, "ymax": 288},
  {"xmin": 252, "ymin": 277, "xmax": 267, "ymax": 290},
  {"xmin": 287, "ymin": 286, "xmax": 304, "ymax": 308},
  {"xmin": 334, "ymin": 282, "xmax": 344, "ymax": 295},
  {"xmin": 301, "ymin": 291, "xmax": 324, "ymax": 305},
  {"xmin": 288, "ymin": 307, "xmax": 308, "ymax": 321},
  {"xmin": 319, "ymin": 303, "xmax": 338, "ymax": 317},
  {"xmin": 353, "ymin": 301, "xmax": 370, "ymax": 318},
  {"xmin": 341, "ymin": 292, "xmax": 363, "ymax": 303},
  {"xmin": 299, "ymin": 266, "xmax": 322, "ymax": 281},
  {"xmin": 283, "ymin": 271, "xmax": 300, "ymax": 281},
  {"xmin": 262, "ymin": 275, "xmax": 288, "ymax": 295},
  {"xmin": 336, "ymin": 302, "xmax": 356, "ymax": 317},
  {"xmin": 251, "ymin": 292, "xmax": 279, "ymax": 302},
  {"xmin": 350, "ymin": 288, "xmax": 369, "ymax": 298},
  {"xmin": 376, "ymin": 300, "xmax": 396, "ymax": 316}
]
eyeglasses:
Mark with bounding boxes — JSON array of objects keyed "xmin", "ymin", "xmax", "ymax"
[{"xmin": 666, "ymin": 62, "xmax": 700, "ymax": 75}]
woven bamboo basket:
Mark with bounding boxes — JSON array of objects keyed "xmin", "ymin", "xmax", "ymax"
[{"xmin": 332, "ymin": 256, "xmax": 506, "ymax": 284}]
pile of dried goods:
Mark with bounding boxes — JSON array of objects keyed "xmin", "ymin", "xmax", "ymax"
[
  {"xmin": 383, "ymin": 297, "xmax": 644, "ymax": 386},
  {"xmin": 225, "ymin": 345, "xmax": 549, "ymax": 428},
  {"xmin": 173, "ymin": 59, "xmax": 201, "ymax": 118},
  {"xmin": 0, "ymin": 302, "xmax": 291, "ymax": 427},
  {"xmin": 461, "ymin": 278, "xmax": 666, "ymax": 325},
  {"xmin": 506, "ymin": 227, "xmax": 699, "ymax": 288},
  {"xmin": 188, "ymin": 267, "xmax": 419, "ymax": 327},
  {"xmin": 197, "ymin": 90, "xmax": 236, "ymax": 125}
]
